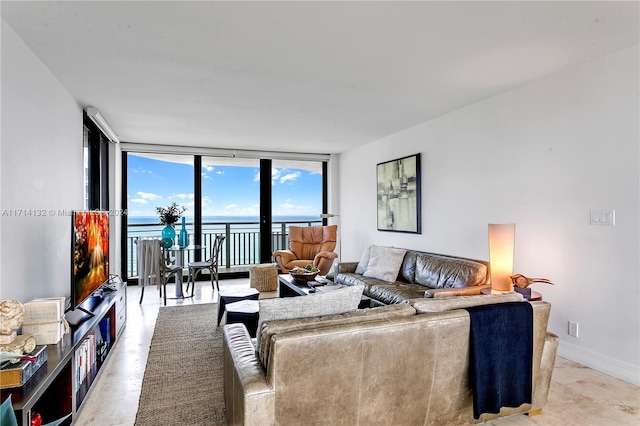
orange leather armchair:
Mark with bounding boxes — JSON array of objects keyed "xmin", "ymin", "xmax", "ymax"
[{"xmin": 273, "ymin": 225, "xmax": 338, "ymax": 276}]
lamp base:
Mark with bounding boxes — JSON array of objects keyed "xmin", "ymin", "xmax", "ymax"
[{"xmin": 482, "ymin": 288, "xmax": 516, "ymax": 295}]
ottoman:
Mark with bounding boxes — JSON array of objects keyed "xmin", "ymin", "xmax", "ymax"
[
  {"xmin": 225, "ymin": 300, "xmax": 259, "ymax": 337},
  {"xmin": 217, "ymin": 287, "xmax": 259, "ymax": 326},
  {"xmin": 250, "ymin": 263, "xmax": 278, "ymax": 292}
]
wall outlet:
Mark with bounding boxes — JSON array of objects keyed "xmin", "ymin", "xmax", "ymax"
[{"xmin": 568, "ymin": 321, "xmax": 579, "ymax": 337}]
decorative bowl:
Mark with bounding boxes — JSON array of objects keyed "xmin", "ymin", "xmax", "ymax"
[{"xmin": 289, "ymin": 269, "xmax": 319, "ymax": 282}]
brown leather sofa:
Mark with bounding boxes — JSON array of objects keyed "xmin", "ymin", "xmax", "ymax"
[
  {"xmin": 273, "ymin": 225, "xmax": 338, "ymax": 276},
  {"xmin": 223, "ymin": 294, "xmax": 559, "ymax": 425},
  {"xmin": 333, "ymin": 247, "xmax": 491, "ymax": 304}
]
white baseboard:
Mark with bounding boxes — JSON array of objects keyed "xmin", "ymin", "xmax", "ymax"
[{"xmin": 557, "ymin": 340, "xmax": 640, "ymax": 386}]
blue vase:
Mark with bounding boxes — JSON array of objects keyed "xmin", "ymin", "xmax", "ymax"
[
  {"xmin": 178, "ymin": 217, "xmax": 188, "ymax": 248},
  {"xmin": 162, "ymin": 224, "xmax": 176, "ymax": 248}
]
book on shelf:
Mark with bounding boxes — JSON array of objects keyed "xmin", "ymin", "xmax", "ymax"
[
  {"xmin": 0, "ymin": 345, "xmax": 48, "ymax": 389},
  {"xmin": 75, "ymin": 333, "xmax": 98, "ymax": 388}
]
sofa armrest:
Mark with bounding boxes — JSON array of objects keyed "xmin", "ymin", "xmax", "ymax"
[
  {"xmin": 314, "ymin": 250, "xmax": 338, "ymax": 261},
  {"xmin": 223, "ymin": 324, "xmax": 275, "ymax": 426},
  {"xmin": 531, "ymin": 332, "xmax": 559, "ymax": 414},
  {"xmin": 273, "ymin": 250, "xmax": 298, "ymax": 264},
  {"xmin": 424, "ymin": 284, "xmax": 490, "ymax": 298},
  {"xmin": 335, "ymin": 261, "xmax": 358, "ymax": 274}
]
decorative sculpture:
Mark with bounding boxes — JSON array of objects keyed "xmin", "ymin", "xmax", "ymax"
[
  {"xmin": 0, "ymin": 300, "xmax": 36, "ymax": 362},
  {"xmin": 511, "ymin": 274, "xmax": 554, "ymax": 288},
  {"xmin": 0, "ymin": 300, "xmax": 25, "ymax": 342}
]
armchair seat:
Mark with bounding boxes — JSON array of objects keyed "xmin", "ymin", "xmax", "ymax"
[{"xmin": 273, "ymin": 225, "xmax": 338, "ymax": 276}]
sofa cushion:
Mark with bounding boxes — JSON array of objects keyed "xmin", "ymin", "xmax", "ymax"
[
  {"xmin": 363, "ymin": 246, "xmax": 407, "ymax": 282},
  {"xmin": 258, "ymin": 304, "xmax": 416, "ymax": 367},
  {"xmin": 399, "ymin": 250, "xmax": 419, "ymax": 283},
  {"xmin": 257, "ymin": 285, "xmax": 364, "ymax": 349},
  {"xmin": 414, "ymin": 253, "xmax": 488, "ymax": 289},
  {"xmin": 410, "ymin": 292, "xmax": 523, "ymax": 313},
  {"xmin": 367, "ymin": 282, "xmax": 426, "ymax": 305}
]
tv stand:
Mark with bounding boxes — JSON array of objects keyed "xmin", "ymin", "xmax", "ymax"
[{"xmin": 1, "ymin": 278, "xmax": 127, "ymax": 425}]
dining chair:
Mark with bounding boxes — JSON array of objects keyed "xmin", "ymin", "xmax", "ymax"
[
  {"xmin": 186, "ymin": 234, "xmax": 225, "ymax": 294},
  {"xmin": 136, "ymin": 238, "xmax": 183, "ymax": 305}
]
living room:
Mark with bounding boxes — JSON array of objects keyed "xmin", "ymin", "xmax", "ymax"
[{"xmin": 1, "ymin": 1, "xmax": 638, "ymax": 424}]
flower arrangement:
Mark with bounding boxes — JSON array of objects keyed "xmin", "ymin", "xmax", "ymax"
[{"xmin": 155, "ymin": 202, "xmax": 186, "ymax": 225}]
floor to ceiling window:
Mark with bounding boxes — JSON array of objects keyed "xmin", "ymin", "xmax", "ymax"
[
  {"xmin": 201, "ymin": 157, "xmax": 261, "ymax": 268},
  {"xmin": 122, "ymin": 149, "xmax": 326, "ymax": 280},
  {"xmin": 126, "ymin": 153, "xmax": 194, "ymax": 276},
  {"xmin": 271, "ymin": 159, "xmax": 323, "ymax": 253}
]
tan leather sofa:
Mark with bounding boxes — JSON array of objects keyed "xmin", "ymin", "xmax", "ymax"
[{"xmin": 223, "ymin": 294, "xmax": 559, "ymax": 425}]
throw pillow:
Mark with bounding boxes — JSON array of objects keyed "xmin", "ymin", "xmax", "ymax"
[
  {"xmin": 354, "ymin": 245, "xmax": 373, "ymax": 274},
  {"xmin": 363, "ymin": 245, "xmax": 407, "ymax": 282},
  {"xmin": 257, "ymin": 285, "xmax": 364, "ymax": 350}
]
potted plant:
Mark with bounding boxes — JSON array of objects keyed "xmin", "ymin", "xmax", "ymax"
[{"xmin": 156, "ymin": 202, "xmax": 187, "ymax": 247}]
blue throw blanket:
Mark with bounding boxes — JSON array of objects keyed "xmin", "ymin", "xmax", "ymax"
[{"xmin": 465, "ymin": 301, "xmax": 533, "ymax": 419}]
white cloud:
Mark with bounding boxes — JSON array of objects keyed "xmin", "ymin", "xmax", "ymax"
[
  {"xmin": 130, "ymin": 198, "xmax": 148, "ymax": 204},
  {"xmin": 205, "ymin": 166, "xmax": 215, "ymax": 172},
  {"xmin": 173, "ymin": 193, "xmax": 194, "ymax": 200},
  {"xmin": 135, "ymin": 191, "xmax": 161, "ymax": 201},
  {"xmin": 216, "ymin": 171, "xmax": 224, "ymax": 175},
  {"xmin": 279, "ymin": 171, "xmax": 301, "ymax": 184}
]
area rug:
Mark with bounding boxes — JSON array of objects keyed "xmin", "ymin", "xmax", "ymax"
[{"xmin": 135, "ymin": 303, "xmax": 227, "ymax": 425}]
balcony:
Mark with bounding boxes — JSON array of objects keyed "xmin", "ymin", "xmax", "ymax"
[{"xmin": 126, "ymin": 218, "xmax": 321, "ymax": 279}]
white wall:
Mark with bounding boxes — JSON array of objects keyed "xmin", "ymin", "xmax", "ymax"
[
  {"xmin": 339, "ymin": 46, "xmax": 639, "ymax": 385},
  {"xmin": 1, "ymin": 20, "xmax": 84, "ymax": 302}
]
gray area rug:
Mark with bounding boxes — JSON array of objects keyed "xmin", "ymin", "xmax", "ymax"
[{"xmin": 135, "ymin": 303, "xmax": 227, "ymax": 425}]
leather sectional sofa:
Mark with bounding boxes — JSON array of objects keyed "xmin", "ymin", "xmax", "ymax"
[
  {"xmin": 332, "ymin": 245, "xmax": 492, "ymax": 304},
  {"xmin": 223, "ymin": 293, "xmax": 559, "ymax": 425}
]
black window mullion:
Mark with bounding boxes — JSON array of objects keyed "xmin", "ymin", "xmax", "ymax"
[
  {"xmin": 194, "ymin": 155, "xmax": 202, "ymax": 262},
  {"xmin": 259, "ymin": 159, "xmax": 272, "ymax": 263}
]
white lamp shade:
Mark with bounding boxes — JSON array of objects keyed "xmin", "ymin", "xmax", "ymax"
[{"xmin": 488, "ymin": 223, "xmax": 515, "ymax": 293}]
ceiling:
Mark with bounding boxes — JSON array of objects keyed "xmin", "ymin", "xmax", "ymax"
[{"xmin": 2, "ymin": 1, "xmax": 638, "ymax": 155}]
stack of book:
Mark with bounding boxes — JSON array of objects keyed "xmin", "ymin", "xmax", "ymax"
[{"xmin": 22, "ymin": 297, "xmax": 68, "ymax": 345}]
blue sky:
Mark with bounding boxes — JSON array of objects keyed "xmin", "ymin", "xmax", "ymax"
[{"xmin": 127, "ymin": 154, "xmax": 322, "ymax": 218}]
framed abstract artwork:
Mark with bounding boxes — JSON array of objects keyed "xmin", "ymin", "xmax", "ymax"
[{"xmin": 376, "ymin": 153, "xmax": 421, "ymax": 233}]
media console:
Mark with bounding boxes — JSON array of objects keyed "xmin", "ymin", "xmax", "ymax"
[{"xmin": 1, "ymin": 278, "xmax": 127, "ymax": 425}]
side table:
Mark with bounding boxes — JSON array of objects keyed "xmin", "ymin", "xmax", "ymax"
[
  {"xmin": 480, "ymin": 288, "xmax": 542, "ymax": 301},
  {"xmin": 226, "ymin": 300, "xmax": 260, "ymax": 337},
  {"xmin": 217, "ymin": 288, "xmax": 260, "ymax": 326}
]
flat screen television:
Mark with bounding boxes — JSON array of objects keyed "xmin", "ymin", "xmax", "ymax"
[{"xmin": 71, "ymin": 210, "xmax": 109, "ymax": 311}]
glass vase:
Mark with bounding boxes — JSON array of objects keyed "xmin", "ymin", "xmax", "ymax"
[
  {"xmin": 162, "ymin": 224, "xmax": 176, "ymax": 248},
  {"xmin": 178, "ymin": 217, "xmax": 188, "ymax": 248}
]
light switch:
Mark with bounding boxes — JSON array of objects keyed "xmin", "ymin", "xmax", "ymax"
[{"xmin": 590, "ymin": 209, "xmax": 615, "ymax": 226}]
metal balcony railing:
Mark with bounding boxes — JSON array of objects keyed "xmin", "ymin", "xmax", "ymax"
[{"xmin": 126, "ymin": 219, "xmax": 321, "ymax": 278}]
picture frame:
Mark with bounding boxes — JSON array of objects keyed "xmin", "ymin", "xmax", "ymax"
[{"xmin": 376, "ymin": 153, "xmax": 421, "ymax": 233}]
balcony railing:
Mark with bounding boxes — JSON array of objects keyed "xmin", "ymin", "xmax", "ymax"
[{"xmin": 126, "ymin": 219, "xmax": 322, "ymax": 278}]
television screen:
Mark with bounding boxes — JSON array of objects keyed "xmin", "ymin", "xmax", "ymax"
[{"xmin": 72, "ymin": 211, "xmax": 109, "ymax": 309}]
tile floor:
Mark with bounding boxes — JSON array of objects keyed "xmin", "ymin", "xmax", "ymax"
[{"xmin": 75, "ymin": 279, "xmax": 639, "ymax": 425}]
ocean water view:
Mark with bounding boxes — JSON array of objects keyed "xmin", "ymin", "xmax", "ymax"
[{"xmin": 126, "ymin": 215, "xmax": 322, "ymax": 276}]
